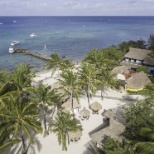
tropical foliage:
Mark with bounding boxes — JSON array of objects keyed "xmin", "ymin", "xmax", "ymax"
[
  {"xmin": 78, "ymin": 63, "xmax": 101, "ymax": 105},
  {"xmin": 0, "ymin": 95, "xmax": 42, "ymax": 154},
  {"xmin": 46, "ymin": 52, "xmax": 74, "ymax": 76},
  {"xmin": 58, "ymin": 69, "xmax": 80, "ymax": 113},
  {"xmin": 35, "ymin": 83, "xmax": 60, "ymax": 132},
  {"xmin": 50, "ymin": 112, "xmax": 82, "ymax": 151},
  {"xmin": 104, "ymin": 137, "xmax": 136, "ymax": 154}
]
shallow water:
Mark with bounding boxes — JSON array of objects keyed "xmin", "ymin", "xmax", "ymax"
[{"xmin": 0, "ymin": 16, "xmax": 154, "ymax": 71}]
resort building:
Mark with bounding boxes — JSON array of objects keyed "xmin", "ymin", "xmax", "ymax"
[
  {"xmin": 123, "ymin": 47, "xmax": 154, "ymax": 74},
  {"xmin": 125, "ymin": 71, "xmax": 151, "ymax": 92},
  {"xmin": 124, "ymin": 48, "xmax": 151, "ymax": 65},
  {"xmin": 89, "ymin": 109, "xmax": 125, "ymax": 149}
]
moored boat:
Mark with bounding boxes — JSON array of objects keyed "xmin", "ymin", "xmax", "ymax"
[
  {"xmin": 8, "ymin": 47, "xmax": 15, "ymax": 53},
  {"xmin": 10, "ymin": 41, "xmax": 19, "ymax": 46},
  {"xmin": 42, "ymin": 43, "xmax": 48, "ymax": 51},
  {"xmin": 30, "ymin": 33, "xmax": 37, "ymax": 37}
]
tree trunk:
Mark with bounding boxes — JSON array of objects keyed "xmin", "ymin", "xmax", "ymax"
[
  {"xmin": 51, "ymin": 107, "xmax": 56, "ymax": 119},
  {"xmin": 101, "ymin": 86, "xmax": 104, "ymax": 100},
  {"xmin": 43, "ymin": 106, "xmax": 47, "ymax": 131},
  {"xmin": 70, "ymin": 90, "xmax": 74, "ymax": 115},
  {"xmin": 66, "ymin": 131, "xmax": 70, "ymax": 145},
  {"xmin": 21, "ymin": 134, "xmax": 26, "ymax": 154},
  {"xmin": 86, "ymin": 92, "xmax": 90, "ymax": 107},
  {"xmin": 87, "ymin": 86, "xmax": 90, "ymax": 106}
]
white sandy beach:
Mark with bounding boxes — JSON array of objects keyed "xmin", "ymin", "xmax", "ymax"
[{"xmin": 9, "ymin": 70, "xmax": 145, "ymax": 154}]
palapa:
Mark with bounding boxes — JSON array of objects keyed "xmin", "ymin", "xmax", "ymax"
[
  {"xmin": 124, "ymin": 48, "xmax": 151, "ymax": 60},
  {"xmin": 68, "ymin": 129, "xmax": 82, "ymax": 141},
  {"xmin": 61, "ymin": 98, "xmax": 80, "ymax": 112},
  {"xmin": 90, "ymin": 101, "xmax": 102, "ymax": 112},
  {"xmin": 79, "ymin": 107, "xmax": 90, "ymax": 118},
  {"xmin": 112, "ymin": 66, "xmax": 130, "ymax": 74},
  {"xmin": 102, "ymin": 109, "xmax": 115, "ymax": 118},
  {"xmin": 126, "ymin": 71, "xmax": 151, "ymax": 89}
]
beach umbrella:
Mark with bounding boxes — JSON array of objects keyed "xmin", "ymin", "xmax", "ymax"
[
  {"xmin": 61, "ymin": 98, "xmax": 80, "ymax": 112},
  {"xmin": 79, "ymin": 107, "xmax": 90, "ymax": 118},
  {"xmin": 68, "ymin": 129, "xmax": 82, "ymax": 141},
  {"xmin": 90, "ymin": 101, "xmax": 102, "ymax": 112},
  {"xmin": 102, "ymin": 109, "xmax": 115, "ymax": 118}
]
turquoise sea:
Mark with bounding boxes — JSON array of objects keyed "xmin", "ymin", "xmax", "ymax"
[{"xmin": 0, "ymin": 16, "xmax": 154, "ymax": 71}]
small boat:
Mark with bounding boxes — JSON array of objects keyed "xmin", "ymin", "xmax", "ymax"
[
  {"xmin": 42, "ymin": 43, "xmax": 48, "ymax": 51},
  {"xmin": 13, "ymin": 20, "xmax": 16, "ymax": 23},
  {"xmin": 10, "ymin": 41, "xmax": 19, "ymax": 46},
  {"xmin": 0, "ymin": 22, "xmax": 3, "ymax": 25},
  {"xmin": 8, "ymin": 47, "xmax": 15, "ymax": 53},
  {"xmin": 30, "ymin": 33, "xmax": 37, "ymax": 37}
]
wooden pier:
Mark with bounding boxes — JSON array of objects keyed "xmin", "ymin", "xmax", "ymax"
[{"xmin": 15, "ymin": 48, "xmax": 52, "ymax": 60}]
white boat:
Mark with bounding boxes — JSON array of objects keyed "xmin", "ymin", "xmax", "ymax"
[
  {"xmin": 30, "ymin": 33, "xmax": 37, "ymax": 37},
  {"xmin": 0, "ymin": 22, "xmax": 3, "ymax": 25},
  {"xmin": 10, "ymin": 41, "xmax": 19, "ymax": 46},
  {"xmin": 42, "ymin": 43, "xmax": 48, "ymax": 51},
  {"xmin": 8, "ymin": 47, "xmax": 15, "ymax": 53},
  {"xmin": 13, "ymin": 20, "xmax": 16, "ymax": 23}
]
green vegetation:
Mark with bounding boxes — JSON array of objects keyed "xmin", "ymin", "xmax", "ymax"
[
  {"xmin": 136, "ymin": 66, "xmax": 148, "ymax": 73},
  {"xmin": 0, "ymin": 36, "xmax": 154, "ymax": 153},
  {"xmin": 50, "ymin": 112, "xmax": 82, "ymax": 151}
]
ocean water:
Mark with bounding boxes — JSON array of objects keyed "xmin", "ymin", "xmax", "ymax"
[{"xmin": 0, "ymin": 16, "xmax": 154, "ymax": 71}]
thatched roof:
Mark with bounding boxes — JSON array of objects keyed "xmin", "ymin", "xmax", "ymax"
[
  {"xmin": 112, "ymin": 66, "xmax": 130, "ymax": 74},
  {"xmin": 102, "ymin": 109, "xmax": 116, "ymax": 118},
  {"xmin": 143, "ymin": 55, "xmax": 154, "ymax": 66},
  {"xmin": 79, "ymin": 107, "xmax": 90, "ymax": 118},
  {"xmin": 90, "ymin": 117, "xmax": 125, "ymax": 145},
  {"xmin": 121, "ymin": 61, "xmax": 139, "ymax": 68},
  {"xmin": 124, "ymin": 48, "xmax": 151, "ymax": 60},
  {"xmin": 126, "ymin": 71, "xmax": 151, "ymax": 89},
  {"xmin": 68, "ymin": 129, "xmax": 82, "ymax": 140},
  {"xmin": 61, "ymin": 98, "xmax": 80, "ymax": 112},
  {"xmin": 90, "ymin": 101, "xmax": 102, "ymax": 112}
]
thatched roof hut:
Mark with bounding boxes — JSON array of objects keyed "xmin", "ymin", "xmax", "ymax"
[
  {"xmin": 102, "ymin": 109, "xmax": 116, "ymax": 118},
  {"xmin": 79, "ymin": 107, "xmax": 90, "ymax": 118},
  {"xmin": 126, "ymin": 71, "xmax": 151, "ymax": 91},
  {"xmin": 68, "ymin": 129, "xmax": 82, "ymax": 141},
  {"xmin": 90, "ymin": 101, "xmax": 102, "ymax": 112},
  {"xmin": 143, "ymin": 55, "xmax": 154, "ymax": 66},
  {"xmin": 90, "ymin": 115, "xmax": 125, "ymax": 145},
  {"xmin": 124, "ymin": 48, "xmax": 151, "ymax": 60},
  {"xmin": 112, "ymin": 66, "xmax": 130, "ymax": 74}
]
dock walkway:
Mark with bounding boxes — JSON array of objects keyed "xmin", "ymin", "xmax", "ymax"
[{"xmin": 15, "ymin": 48, "xmax": 52, "ymax": 60}]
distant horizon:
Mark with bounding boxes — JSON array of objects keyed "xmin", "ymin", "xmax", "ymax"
[
  {"xmin": 1, "ymin": 0, "xmax": 154, "ymax": 16},
  {"xmin": 1, "ymin": 15, "xmax": 154, "ymax": 17}
]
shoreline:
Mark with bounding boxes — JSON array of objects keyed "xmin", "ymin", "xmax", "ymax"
[{"xmin": 28, "ymin": 69, "xmax": 144, "ymax": 154}]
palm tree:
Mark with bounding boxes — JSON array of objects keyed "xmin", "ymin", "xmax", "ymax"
[
  {"xmin": 83, "ymin": 48, "xmax": 101, "ymax": 69},
  {"xmin": 50, "ymin": 112, "xmax": 82, "ymax": 151},
  {"xmin": 96, "ymin": 67, "xmax": 117, "ymax": 99},
  {"xmin": 58, "ymin": 69, "xmax": 80, "ymax": 114},
  {"xmin": 0, "ymin": 82, "xmax": 18, "ymax": 107},
  {"xmin": 0, "ymin": 95, "xmax": 42, "ymax": 154},
  {"xmin": 9, "ymin": 63, "xmax": 37, "ymax": 108},
  {"xmin": 134, "ymin": 127, "xmax": 154, "ymax": 154},
  {"xmin": 0, "ymin": 70, "xmax": 8, "ymax": 86},
  {"xmin": 9, "ymin": 63, "xmax": 35, "ymax": 97},
  {"xmin": 78, "ymin": 63, "xmax": 101, "ymax": 105},
  {"xmin": 35, "ymin": 83, "xmax": 60, "ymax": 131},
  {"xmin": 46, "ymin": 53, "xmax": 73, "ymax": 77}
]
